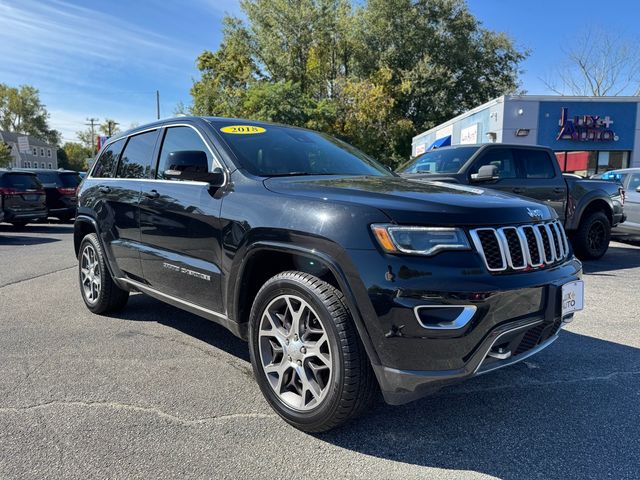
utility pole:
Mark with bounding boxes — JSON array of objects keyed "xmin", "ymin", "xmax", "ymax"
[
  {"xmin": 106, "ymin": 120, "xmax": 119, "ymax": 136},
  {"xmin": 85, "ymin": 118, "xmax": 99, "ymax": 155},
  {"xmin": 156, "ymin": 90, "xmax": 160, "ymax": 120}
]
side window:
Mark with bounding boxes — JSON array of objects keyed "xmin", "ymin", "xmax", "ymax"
[
  {"xmin": 116, "ymin": 130, "xmax": 159, "ymax": 179},
  {"xmin": 515, "ymin": 150, "xmax": 556, "ymax": 179},
  {"xmin": 157, "ymin": 126, "xmax": 213, "ymax": 180},
  {"xmin": 470, "ymin": 149, "xmax": 517, "ymax": 179},
  {"xmin": 627, "ymin": 174, "xmax": 640, "ymax": 193},
  {"xmin": 92, "ymin": 138, "xmax": 125, "ymax": 178}
]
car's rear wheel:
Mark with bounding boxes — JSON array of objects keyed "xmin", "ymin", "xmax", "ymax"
[
  {"xmin": 248, "ymin": 271, "xmax": 376, "ymax": 432},
  {"xmin": 571, "ymin": 210, "xmax": 611, "ymax": 260},
  {"xmin": 78, "ymin": 233, "xmax": 129, "ymax": 313}
]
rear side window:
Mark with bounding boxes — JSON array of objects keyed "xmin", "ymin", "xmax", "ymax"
[
  {"xmin": 1, "ymin": 173, "xmax": 42, "ymax": 190},
  {"xmin": 471, "ymin": 149, "xmax": 517, "ymax": 179},
  {"xmin": 157, "ymin": 126, "xmax": 213, "ymax": 180},
  {"xmin": 117, "ymin": 131, "xmax": 159, "ymax": 179},
  {"xmin": 628, "ymin": 173, "xmax": 640, "ymax": 192},
  {"xmin": 92, "ymin": 139, "xmax": 125, "ymax": 178},
  {"xmin": 515, "ymin": 150, "xmax": 556, "ymax": 179},
  {"xmin": 59, "ymin": 172, "xmax": 81, "ymax": 187}
]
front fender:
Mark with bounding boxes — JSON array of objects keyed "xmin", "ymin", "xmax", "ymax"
[{"xmin": 229, "ymin": 236, "xmax": 382, "ymax": 367}]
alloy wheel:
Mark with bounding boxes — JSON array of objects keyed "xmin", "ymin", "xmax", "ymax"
[
  {"xmin": 258, "ymin": 294, "xmax": 332, "ymax": 411},
  {"xmin": 80, "ymin": 244, "xmax": 101, "ymax": 303},
  {"xmin": 587, "ymin": 220, "xmax": 606, "ymax": 251}
]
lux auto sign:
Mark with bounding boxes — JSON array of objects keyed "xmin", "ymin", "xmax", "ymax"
[{"xmin": 556, "ymin": 107, "xmax": 617, "ymax": 142}]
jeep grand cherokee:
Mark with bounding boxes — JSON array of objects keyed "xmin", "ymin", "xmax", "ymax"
[{"xmin": 74, "ymin": 117, "xmax": 584, "ymax": 432}]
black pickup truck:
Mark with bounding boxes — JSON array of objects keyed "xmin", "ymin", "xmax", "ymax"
[
  {"xmin": 75, "ymin": 118, "xmax": 583, "ymax": 432},
  {"xmin": 399, "ymin": 144, "xmax": 625, "ymax": 259}
]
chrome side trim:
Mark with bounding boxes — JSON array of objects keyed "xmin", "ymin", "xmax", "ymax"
[
  {"xmin": 118, "ymin": 277, "xmax": 228, "ymax": 320},
  {"xmin": 414, "ymin": 305, "xmax": 478, "ymax": 330}
]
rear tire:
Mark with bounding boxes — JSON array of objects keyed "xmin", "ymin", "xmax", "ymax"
[
  {"xmin": 248, "ymin": 271, "xmax": 376, "ymax": 432},
  {"xmin": 78, "ymin": 233, "xmax": 129, "ymax": 313},
  {"xmin": 571, "ymin": 210, "xmax": 611, "ymax": 260}
]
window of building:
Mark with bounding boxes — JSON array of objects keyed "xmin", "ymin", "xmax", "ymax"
[
  {"xmin": 157, "ymin": 126, "xmax": 213, "ymax": 180},
  {"xmin": 48, "ymin": 163, "xmax": 52, "ymax": 169},
  {"xmin": 555, "ymin": 151, "xmax": 629, "ymax": 177},
  {"xmin": 41, "ymin": 162, "xmax": 45, "ymax": 168},
  {"xmin": 116, "ymin": 130, "xmax": 159, "ymax": 179},
  {"xmin": 32, "ymin": 147, "xmax": 37, "ymax": 155},
  {"xmin": 47, "ymin": 149, "xmax": 52, "ymax": 157},
  {"xmin": 91, "ymin": 138, "xmax": 125, "ymax": 178},
  {"xmin": 40, "ymin": 148, "xmax": 45, "ymax": 156}
]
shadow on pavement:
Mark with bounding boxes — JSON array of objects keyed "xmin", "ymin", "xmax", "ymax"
[
  {"xmin": 110, "ymin": 292, "xmax": 250, "ymax": 362},
  {"xmin": 0, "ymin": 224, "xmax": 74, "ymax": 235},
  {"xmin": 0, "ymin": 235, "xmax": 60, "ymax": 246},
  {"xmin": 106, "ymin": 292, "xmax": 640, "ymax": 479},
  {"xmin": 583, "ymin": 243, "xmax": 640, "ymax": 274}
]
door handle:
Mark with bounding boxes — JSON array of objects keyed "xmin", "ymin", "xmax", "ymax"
[
  {"xmin": 512, "ymin": 187, "xmax": 526, "ymax": 194},
  {"xmin": 144, "ymin": 189, "xmax": 160, "ymax": 199},
  {"xmin": 98, "ymin": 186, "xmax": 111, "ymax": 194},
  {"xmin": 553, "ymin": 187, "xmax": 565, "ymax": 193}
]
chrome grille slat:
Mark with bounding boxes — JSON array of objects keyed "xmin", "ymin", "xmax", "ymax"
[{"xmin": 471, "ymin": 221, "xmax": 569, "ymax": 273}]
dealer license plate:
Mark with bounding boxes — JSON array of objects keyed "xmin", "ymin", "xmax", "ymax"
[{"xmin": 561, "ymin": 281, "xmax": 584, "ymax": 317}]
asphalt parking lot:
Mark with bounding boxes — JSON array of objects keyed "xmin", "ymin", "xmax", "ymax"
[{"xmin": 1, "ymin": 224, "xmax": 639, "ymax": 479}]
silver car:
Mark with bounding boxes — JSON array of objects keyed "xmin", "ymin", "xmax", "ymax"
[{"xmin": 600, "ymin": 168, "xmax": 640, "ymax": 234}]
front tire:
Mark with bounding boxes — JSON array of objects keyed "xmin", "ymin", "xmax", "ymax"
[
  {"xmin": 248, "ymin": 271, "xmax": 376, "ymax": 432},
  {"xmin": 571, "ymin": 210, "xmax": 611, "ymax": 260},
  {"xmin": 78, "ymin": 233, "xmax": 129, "ymax": 313}
]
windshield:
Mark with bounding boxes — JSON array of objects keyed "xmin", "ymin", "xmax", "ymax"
[
  {"xmin": 400, "ymin": 147, "xmax": 479, "ymax": 174},
  {"xmin": 211, "ymin": 121, "xmax": 392, "ymax": 177}
]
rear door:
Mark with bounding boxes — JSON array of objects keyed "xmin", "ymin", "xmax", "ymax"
[
  {"xmin": 138, "ymin": 124, "xmax": 225, "ymax": 313},
  {"xmin": 87, "ymin": 131, "xmax": 160, "ymax": 280},
  {"xmin": 513, "ymin": 149, "xmax": 567, "ymax": 220},
  {"xmin": 623, "ymin": 173, "xmax": 640, "ymax": 230}
]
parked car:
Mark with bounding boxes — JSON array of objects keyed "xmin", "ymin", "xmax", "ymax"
[
  {"xmin": 594, "ymin": 168, "xmax": 640, "ymax": 235},
  {"xmin": 17, "ymin": 168, "xmax": 80, "ymax": 222},
  {"xmin": 398, "ymin": 144, "xmax": 625, "ymax": 260},
  {"xmin": 0, "ymin": 169, "xmax": 48, "ymax": 227},
  {"xmin": 75, "ymin": 118, "xmax": 583, "ymax": 432}
]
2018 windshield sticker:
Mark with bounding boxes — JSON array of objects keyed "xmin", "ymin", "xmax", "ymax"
[{"xmin": 220, "ymin": 125, "xmax": 266, "ymax": 134}]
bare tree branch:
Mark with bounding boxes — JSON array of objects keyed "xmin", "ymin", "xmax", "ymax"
[{"xmin": 540, "ymin": 27, "xmax": 640, "ymax": 96}]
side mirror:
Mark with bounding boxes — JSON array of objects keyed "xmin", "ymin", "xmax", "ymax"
[
  {"xmin": 471, "ymin": 164, "xmax": 499, "ymax": 182},
  {"xmin": 163, "ymin": 150, "xmax": 225, "ymax": 186}
]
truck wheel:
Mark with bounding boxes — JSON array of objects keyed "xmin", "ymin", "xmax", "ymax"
[
  {"xmin": 78, "ymin": 233, "xmax": 129, "ymax": 313},
  {"xmin": 571, "ymin": 210, "xmax": 611, "ymax": 260},
  {"xmin": 248, "ymin": 271, "xmax": 376, "ymax": 432}
]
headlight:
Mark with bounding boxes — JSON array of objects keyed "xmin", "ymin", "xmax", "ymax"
[{"xmin": 371, "ymin": 224, "xmax": 471, "ymax": 255}]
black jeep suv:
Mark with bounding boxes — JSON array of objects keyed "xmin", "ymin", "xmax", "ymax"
[
  {"xmin": 20, "ymin": 168, "xmax": 81, "ymax": 222},
  {"xmin": 75, "ymin": 117, "xmax": 583, "ymax": 432}
]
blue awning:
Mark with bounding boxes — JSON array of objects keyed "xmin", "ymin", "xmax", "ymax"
[{"xmin": 428, "ymin": 135, "xmax": 451, "ymax": 150}]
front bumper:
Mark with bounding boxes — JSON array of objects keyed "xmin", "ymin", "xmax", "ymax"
[{"xmin": 346, "ymin": 249, "xmax": 582, "ymax": 405}]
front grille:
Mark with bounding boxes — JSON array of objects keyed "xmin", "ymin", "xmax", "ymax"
[{"xmin": 470, "ymin": 220, "xmax": 569, "ymax": 273}]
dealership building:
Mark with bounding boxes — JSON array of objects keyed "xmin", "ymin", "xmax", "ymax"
[{"xmin": 411, "ymin": 95, "xmax": 640, "ymax": 176}]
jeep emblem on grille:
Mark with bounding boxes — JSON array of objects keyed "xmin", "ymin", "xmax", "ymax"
[{"xmin": 526, "ymin": 208, "xmax": 544, "ymax": 221}]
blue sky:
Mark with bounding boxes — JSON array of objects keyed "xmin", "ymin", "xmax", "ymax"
[{"xmin": 0, "ymin": 0, "xmax": 638, "ymax": 143}]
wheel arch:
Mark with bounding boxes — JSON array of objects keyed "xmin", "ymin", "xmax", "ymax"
[
  {"xmin": 230, "ymin": 241, "xmax": 382, "ymax": 367},
  {"xmin": 567, "ymin": 192, "xmax": 613, "ymax": 231}
]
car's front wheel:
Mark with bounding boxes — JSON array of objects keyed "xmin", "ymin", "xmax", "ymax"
[
  {"xmin": 248, "ymin": 271, "xmax": 376, "ymax": 432},
  {"xmin": 571, "ymin": 210, "xmax": 611, "ymax": 260},
  {"xmin": 78, "ymin": 233, "xmax": 129, "ymax": 313}
]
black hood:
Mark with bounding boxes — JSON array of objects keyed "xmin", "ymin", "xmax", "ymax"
[{"xmin": 264, "ymin": 175, "xmax": 555, "ymax": 226}]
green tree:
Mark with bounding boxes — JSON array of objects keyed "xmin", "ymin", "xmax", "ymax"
[
  {"xmin": 0, "ymin": 142, "xmax": 12, "ymax": 168},
  {"xmin": 190, "ymin": 0, "xmax": 526, "ymax": 163},
  {"xmin": 61, "ymin": 142, "xmax": 91, "ymax": 172},
  {"xmin": 0, "ymin": 84, "xmax": 61, "ymax": 145}
]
